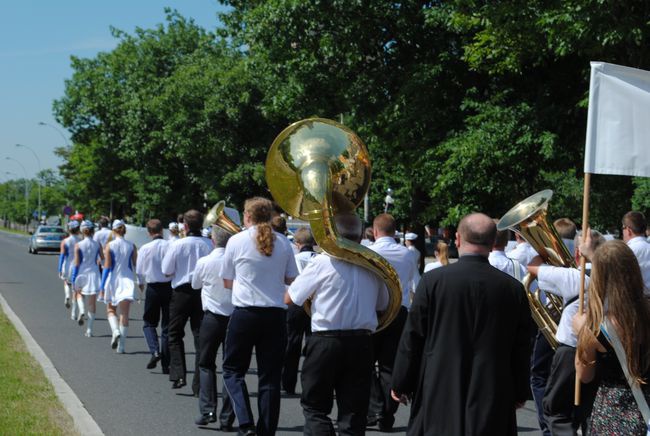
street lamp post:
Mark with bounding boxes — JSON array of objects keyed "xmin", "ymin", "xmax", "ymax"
[
  {"xmin": 38, "ymin": 121, "xmax": 70, "ymax": 147},
  {"xmin": 6, "ymin": 157, "xmax": 29, "ymax": 227},
  {"xmin": 16, "ymin": 144, "xmax": 41, "ymax": 222}
]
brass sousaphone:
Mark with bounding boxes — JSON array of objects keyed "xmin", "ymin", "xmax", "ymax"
[
  {"xmin": 204, "ymin": 201, "xmax": 241, "ymax": 235},
  {"xmin": 265, "ymin": 118, "xmax": 402, "ymax": 331},
  {"xmin": 497, "ymin": 190, "xmax": 577, "ymax": 350}
]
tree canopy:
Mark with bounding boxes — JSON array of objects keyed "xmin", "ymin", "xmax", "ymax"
[{"xmin": 49, "ymin": 2, "xmax": 650, "ymax": 229}]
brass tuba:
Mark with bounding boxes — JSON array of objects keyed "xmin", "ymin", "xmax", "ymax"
[
  {"xmin": 204, "ymin": 201, "xmax": 241, "ymax": 235},
  {"xmin": 497, "ymin": 190, "xmax": 576, "ymax": 350},
  {"xmin": 265, "ymin": 118, "xmax": 402, "ymax": 331}
]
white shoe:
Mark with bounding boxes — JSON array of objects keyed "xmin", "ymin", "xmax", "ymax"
[
  {"xmin": 64, "ymin": 297, "xmax": 70, "ymax": 309},
  {"xmin": 77, "ymin": 313, "xmax": 85, "ymax": 326},
  {"xmin": 111, "ymin": 331, "xmax": 121, "ymax": 350},
  {"xmin": 84, "ymin": 330, "xmax": 92, "ymax": 338},
  {"xmin": 116, "ymin": 343, "xmax": 125, "ymax": 354}
]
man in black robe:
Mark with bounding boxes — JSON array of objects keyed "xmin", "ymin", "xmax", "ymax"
[{"xmin": 391, "ymin": 213, "xmax": 532, "ymax": 435}]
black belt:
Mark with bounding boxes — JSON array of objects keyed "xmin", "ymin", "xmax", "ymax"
[{"xmin": 312, "ymin": 329, "xmax": 371, "ymax": 337}]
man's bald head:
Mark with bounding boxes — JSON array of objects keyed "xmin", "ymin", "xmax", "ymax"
[{"xmin": 457, "ymin": 213, "xmax": 497, "ymax": 255}]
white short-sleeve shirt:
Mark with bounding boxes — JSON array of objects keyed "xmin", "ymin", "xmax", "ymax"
[
  {"xmin": 537, "ymin": 265, "xmax": 590, "ymax": 347},
  {"xmin": 220, "ymin": 226, "xmax": 298, "ymax": 308},
  {"xmin": 628, "ymin": 236, "xmax": 650, "ymax": 292},
  {"xmin": 489, "ymin": 250, "xmax": 526, "ymax": 281},
  {"xmin": 370, "ymin": 236, "xmax": 420, "ymax": 308},
  {"xmin": 192, "ymin": 247, "xmax": 234, "ymax": 316},
  {"xmin": 161, "ymin": 236, "xmax": 212, "ymax": 288},
  {"xmin": 288, "ymin": 254, "xmax": 389, "ymax": 332},
  {"xmin": 136, "ymin": 238, "xmax": 171, "ymax": 284},
  {"xmin": 508, "ymin": 241, "xmax": 538, "ymax": 266}
]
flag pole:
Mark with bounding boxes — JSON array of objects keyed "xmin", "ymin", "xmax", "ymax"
[{"xmin": 575, "ymin": 172, "xmax": 592, "ymax": 406}]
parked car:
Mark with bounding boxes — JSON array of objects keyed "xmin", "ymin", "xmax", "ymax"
[{"xmin": 29, "ymin": 225, "xmax": 66, "ymax": 254}]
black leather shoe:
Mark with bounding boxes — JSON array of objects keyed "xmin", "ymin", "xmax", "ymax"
[
  {"xmin": 194, "ymin": 412, "xmax": 217, "ymax": 426},
  {"xmin": 162, "ymin": 367, "xmax": 170, "ymax": 375},
  {"xmin": 237, "ymin": 425, "xmax": 256, "ymax": 436},
  {"xmin": 219, "ymin": 422, "xmax": 234, "ymax": 432},
  {"xmin": 172, "ymin": 378, "xmax": 186, "ymax": 389},
  {"xmin": 146, "ymin": 354, "xmax": 160, "ymax": 369},
  {"xmin": 366, "ymin": 415, "xmax": 379, "ymax": 427},
  {"xmin": 378, "ymin": 418, "xmax": 394, "ymax": 432}
]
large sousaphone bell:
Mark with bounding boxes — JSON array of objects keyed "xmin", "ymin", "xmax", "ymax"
[
  {"xmin": 497, "ymin": 190, "xmax": 577, "ymax": 350},
  {"xmin": 265, "ymin": 118, "xmax": 402, "ymax": 331}
]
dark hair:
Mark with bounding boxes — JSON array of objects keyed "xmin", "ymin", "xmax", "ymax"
[
  {"xmin": 364, "ymin": 227, "xmax": 375, "ymax": 242},
  {"xmin": 271, "ymin": 216, "xmax": 287, "ymax": 234},
  {"xmin": 335, "ymin": 213, "xmax": 362, "ymax": 241},
  {"xmin": 294, "ymin": 228, "xmax": 315, "ymax": 246},
  {"xmin": 245, "ymin": 197, "xmax": 274, "ymax": 256},
  {"xmin": 183, "ymin": 210, "xmax": 203, "ymax": 233},
  {"xmin": 177, "ymin": 213, "xmax": 184, "ymax": 224},
  {"xmin": 623, "ymin": 211, "xmax": 647, "ymax": 235},
  {"xmin": 554, "ymin": 218, "xmax": 577, "ymax": 240},
  {"xmin": 458, "ymin": 213, "xmax": 496, "ymax": 248},
  {"xmin": 373, "ymin": 213, "xmax": 396, "ymax": 235},
  {"xmin": 98, "ymin": 216, "xmax": 109, "ymax": 227},
  {"xmin": 493, "ymin": 227, "xmax": 510, "ymax": 250},
  {"xmin": 146, "ymin": 219, "xmax": 163, "ymax": 235}
]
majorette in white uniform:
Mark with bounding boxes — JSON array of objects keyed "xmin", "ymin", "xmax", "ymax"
[
  {"xmin": 58, "ymin": 220, "xmax": 81, "ymax": 318},
  {"xmin": 73, "ymin": 236, "xmax": 102, "ymax": 295},
  {"xmin": 100, "ymin": 219, "xmax": 138, "ymax": 354},
  {"xmin": 102, "ymin": 235, "xmax": 136, "ymax": 306}
]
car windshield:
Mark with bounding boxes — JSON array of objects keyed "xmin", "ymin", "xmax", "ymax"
[{"xmin": 38, "ymin": 227, "xmax": 64, "ymax": 234}]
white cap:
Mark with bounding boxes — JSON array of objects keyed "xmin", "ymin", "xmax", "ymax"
[
  {"xmin": 168, "ymin": 222, "xmax": 179, "ymax": 231},
  {"xmin": 67, "ymin": 220, "xmax": 79, "ymax": 230},
  {"xmin": 80, "ymin": 220, "xmax": 94, "ymax": 230},
  {"xmin": 201, "ymin": 227, "xmax": 211, "ymax": 238},
  {"xmin": 405, "ymin": 232, "xmax": 418, "ymax": 241},
  {"xmin": 112, "ymin": 219, "xmax": 125, "ymax": 229}
]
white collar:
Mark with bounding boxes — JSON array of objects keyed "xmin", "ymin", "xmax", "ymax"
[
  {"xmin": 375, "ymin": 236, "xmax": 397, "ymax": 245},
  {"xmin": 628, "ymin": 236, "xmax": 647, "ymax": 245}
]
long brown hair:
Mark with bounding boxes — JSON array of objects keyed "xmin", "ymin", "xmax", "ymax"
[
  {"xmin": 436, "ymin": 241, "xmax": 449, "ymax": 266},
  {"xmin": 577, "ymin": 240, "xmax": 650, "ymax": 382},
  {"xmin": 245, "ymin": 197, "xmax": 275, "ymax": 256}
]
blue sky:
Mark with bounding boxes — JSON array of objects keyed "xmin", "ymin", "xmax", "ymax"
[{"xmin": 0, "ymin": 0, "xmax": 227, "ymax": 179}]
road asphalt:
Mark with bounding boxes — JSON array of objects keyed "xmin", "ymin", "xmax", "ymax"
[{"xmin": 0, "ymin": 230, "xmax": 540, "ymax": 435}]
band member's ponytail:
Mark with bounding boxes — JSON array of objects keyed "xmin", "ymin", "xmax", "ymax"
[{"xmin": 245, "ymin": 197, "xmax": 275, "ymax": 257}]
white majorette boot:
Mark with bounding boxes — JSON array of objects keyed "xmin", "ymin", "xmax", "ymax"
[
  {"xmin": 85, "ymin": 312, "xmax": 95, "ymax": 337},
  {"xmin": 76, "ymin": 296, "xmax": 86, "ymax": 326},
  {"xmin": 70, "ymin": 298, "xmax": 78, "ymax": 321},
  {"xmin": 108, "ymin": 314, "xmax": 120, "ymax": 349},
  {"xmin": 64, "ymin": 282, "xmax": 71, "ymax": 308},
  {"xmin": 117, "ymin": 326, "xmax": 127, "ymax": 354}
]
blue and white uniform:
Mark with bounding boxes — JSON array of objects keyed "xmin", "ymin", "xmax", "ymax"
[
  {"xmin": 102, "ymin": 236, "xmax": 137, "ymax": 305},
  {"xmin": 72, "ymin": 237, "xmax": 102, "ymax": 295},
  {"xmin": 59, "ymin": 234, "xmax": 81, "ymax": 282}
]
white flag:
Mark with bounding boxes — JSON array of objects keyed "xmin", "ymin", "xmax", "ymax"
[{"xmin": 584, "ymin": 62, "xmax": 650, "ymax": 177}]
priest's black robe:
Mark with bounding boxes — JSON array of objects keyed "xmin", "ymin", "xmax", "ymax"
[{"xmin": 392, "ymin": 255, "xmax": 532, "ymax": 435}]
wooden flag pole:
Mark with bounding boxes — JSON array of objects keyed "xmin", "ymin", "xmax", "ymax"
[{"xmin": 575, "ymin": 172, "xmax": 592, "ymax": 406}]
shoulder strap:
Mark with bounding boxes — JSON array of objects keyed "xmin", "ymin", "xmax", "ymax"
[{"xmin": 601, "ymin": 319, "xmax": 650, "ymax": 428}]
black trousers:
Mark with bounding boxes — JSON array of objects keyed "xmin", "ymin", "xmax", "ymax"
[
  {"xmin": 530, "ymin": 331, "xmax": 554, "ymax": 436},
  {"xmin": 168, "ymin": 283, "xmax": 203, "ymax": 394},
  {"xmin": 368, "ymin": 305, "xmax": 408, "ymax": 426},
  {"xmin": 198, "ymin": 311, "xmax": 235, "ymax": 426},
  {"xmin": 282, "ymin": 303, "xmax": 311, "ymax": 394},
  {"xmin": 542, "ymin": 344, "xmax": 597, "ymax": 435},
  {"xmin": 142, "ymin": 281, "xmax": 172, "ymax": 369},
  {"xmin": 223, "ymin": 307, "xmax": 287, "ymax": 436},
  {"xmin": 301, "ymin": 332, "xmax": 374, "ymax": 436}
]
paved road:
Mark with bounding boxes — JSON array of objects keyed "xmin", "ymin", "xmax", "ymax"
[{"xmin": 0, "ymin": 230, "xmax": 540, "ymax": 435}]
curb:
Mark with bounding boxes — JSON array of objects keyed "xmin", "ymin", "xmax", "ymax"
[{"xmin": 0, "ymin": 293, "xmax": 104, "ymax": 435}]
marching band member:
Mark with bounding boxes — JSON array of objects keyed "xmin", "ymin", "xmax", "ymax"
[
  {"xmin": 489, "ymin": 225, "xmax": 526, "ymax": 280},
  {"xmin": 367, "ymin": 213, "xmax": 419, "ymax": 431},
  {"xmin": 219, "ymin": 197, "xmax": 298, "ymax": 436},
  {"xmin": 93, "ymin": 216, "xmax": 111, "ymax": 249},
  {"xmin": 100, "ymin": 219, "xmax": 138, "ymax": 354},
  {"xmin": 192, "ymin": 227, "xmax": 235, "ymax": 429},
  {"xmin": 161, "ymin": 210, "xmax": 212, "ymax": 394},
  {"xmin": 527, "ymin": 230, "xmax": 605, "ymax": 435},
  {"xmin": 621, "ymin": 211, "xmax": 650, "ymax": 291},
  {"xmin": 71, "ymin": 220, "xmax": 103, "ymax": 336},
  {"xmin": 168, "ymin": 222, "xmax": 180, "ymax": 242},
  {"xmin": 58, "ymin": 220, "xmax": 81, "ymax": 318},
  {"xmin": 282, "ymin": 227, "xmax": 316, "ymax": 395},
  {"xmin": 136, "ymin": 219, "xmax": 172, "ymax": 372},
  {"xmin": 285, "ymin": 212, "xmax": 388, "ymax": 435}
]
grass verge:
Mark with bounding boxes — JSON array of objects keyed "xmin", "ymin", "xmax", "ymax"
[
  {"xmin": 0, "ymin": 306, "xmax": 78, "ymax": 435},
  {"xmin": 0, "ymin": 227, "xmax": 29, "ymax": 236}
]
